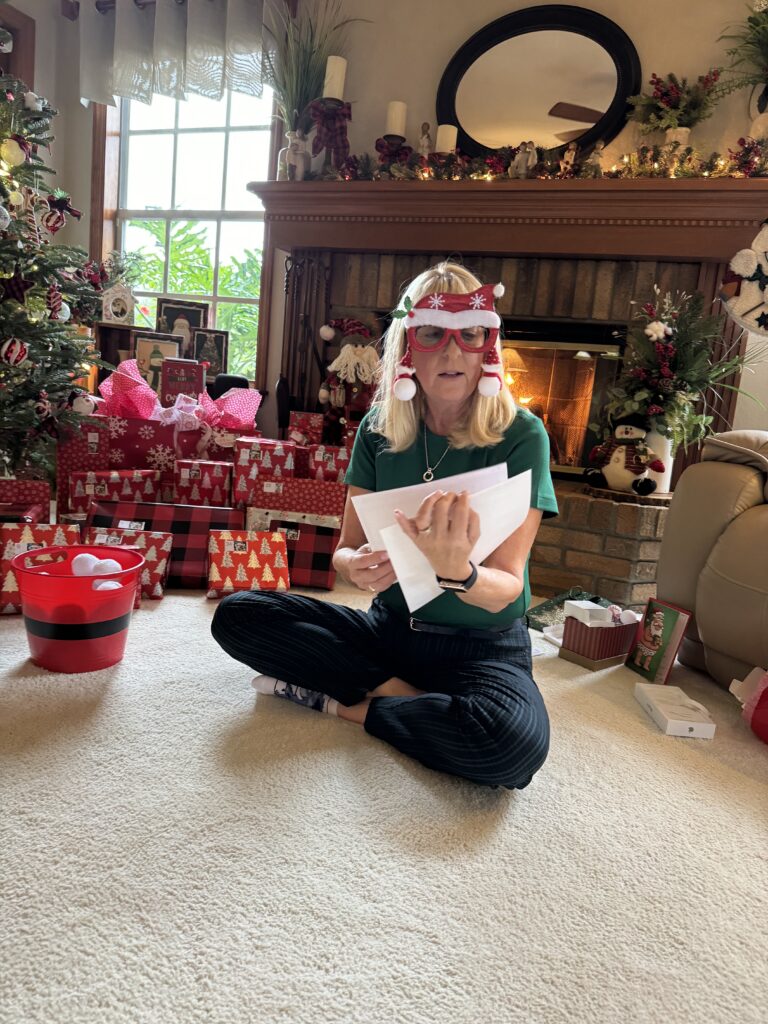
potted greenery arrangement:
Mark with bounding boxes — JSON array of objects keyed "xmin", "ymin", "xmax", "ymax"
[
  {"xmin": 628, "ymin": 70, "xmax": 722, "ymax": 145},
  {"xmin": 593, "ymin": 288, "xmax": 763, "ymax": 490},
  {"xmin": 261, "ymin": 0, "xmax": 356, "ymax": 180},
  {"xmin": 718, "ymin": 3, "xmax": 768, "ymax": 130}
]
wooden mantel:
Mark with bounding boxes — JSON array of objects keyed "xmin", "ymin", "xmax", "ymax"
[{"xmin": 249, "ymin": 178, "xmax": 768, "ymax": 261}]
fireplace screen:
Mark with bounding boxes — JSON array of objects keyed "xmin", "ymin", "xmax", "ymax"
[{"xmin": 502, "ymin": 340, "xmax": 621, "ymax": 472}]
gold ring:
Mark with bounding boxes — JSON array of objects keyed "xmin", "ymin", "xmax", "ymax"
[
  {"xmin": 418, "ymin": 526, "xmax": 431, "ymax": 534},
  {"xmin": 368, "ymin": 585, "xmax": 376, "ymax": 592}
]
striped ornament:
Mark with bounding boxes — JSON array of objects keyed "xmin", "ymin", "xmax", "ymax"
[{"xmin": 0, "ymin": 337, "xmax": 28, "ymax": 365}]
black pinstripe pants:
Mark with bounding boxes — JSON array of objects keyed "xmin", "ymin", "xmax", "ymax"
[{"xmin": 211, "ymin": 591, "xmax": 550, "ymax": 790}]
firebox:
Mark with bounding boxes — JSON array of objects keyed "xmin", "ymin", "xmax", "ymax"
[{"xmin": 501, "ymin": 320, "xmax": 623, "ymax": 475}]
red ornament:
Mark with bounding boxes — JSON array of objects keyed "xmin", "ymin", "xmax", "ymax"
[{"xmin": 0, "ymin": 337, "xmax": 28, "ymax": 365}]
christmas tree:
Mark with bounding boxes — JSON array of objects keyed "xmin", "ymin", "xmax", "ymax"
[{"xmin": 0, "ymin": 65, "xmax": 124, "ymax": 476}]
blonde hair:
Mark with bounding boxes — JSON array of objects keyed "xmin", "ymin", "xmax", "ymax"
[{"xmin": 368, "ymin": 261, "xmax": 516, "ymax": 451}]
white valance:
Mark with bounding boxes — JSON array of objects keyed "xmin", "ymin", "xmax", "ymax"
[{"xmin": 77, "ymin": 0, "xmax": 264, "ymax": 107}]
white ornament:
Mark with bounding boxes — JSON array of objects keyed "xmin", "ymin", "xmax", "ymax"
[
  {"xmin": 23, "ymin": 92, "xmax": 43, "ymax": 113},
  {"xmin": 58, "ymin": 301, "xmax": 71, "ymax": 323},
  {"xmin": 0, "ymin": 206, "xmax": 10, "ymax": 232}
]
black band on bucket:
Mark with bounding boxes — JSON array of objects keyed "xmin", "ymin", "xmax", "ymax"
[{"xmin": 24, "ymin": 612, "xmax": 133, "ymax": 641}]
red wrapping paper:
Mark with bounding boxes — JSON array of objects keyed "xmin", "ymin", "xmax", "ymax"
[
  {"xmin": 174, "ymin": 459, "xmax": 233, "ymax": 507},
  {"xmin": 0, "ymin": 479, "xmax": 50, "ymax": 510},
  {"xmin": 233, "ymin": 438, "xmax": 297, "ymax": 506},
  {"xmin": 245, "ymin": 478, "xmax": 347, "ymax": 518},
  {"xmin": 207, "ymin": 529, "xmax": 291, "ymax": 597},
  {"xmin": 288, "ymin": 411, "xmax": 324, "ymax": 446},
  {"xmin": 0, "ymin": 503, "xmax": 46, "ymax": 524},
  {"xmin": 562, "ymin": 617, "xmax": 639, "ymax": 661},
  {"xmin": 69, "ymin": 469, "xmax": 162, "ymax": 514},
  {"xmin": 307, "ymin": 444, "xmax": 349, "ymax": 483},
  {"xmin": 83, "ymin": 527, "xmax": 173, "ymax": 601},
  {"xmin": 1, "ymin": 523, "xmax": 81, "ymax": 614}
]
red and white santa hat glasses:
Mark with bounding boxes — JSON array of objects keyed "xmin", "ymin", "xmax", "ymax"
[{"xmin": 393, "ymin": 282, "xmax": 505, "ymax": 400}]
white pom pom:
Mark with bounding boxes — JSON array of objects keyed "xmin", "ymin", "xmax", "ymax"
[
  {"xmin": 93, "ymin": 579, "xmax": 122, "ymax": 591},
  {"xmin": 730, "ymin": 249, "xmax": 758, "ymax": 278},
  {"xmin": 72, "ymin": 553, "xmax": 99, "ymax": 576},
  {"xmin": 319, "ymin": 324, "xmax": 336, "ymax": 341},
  {"xmin": 393, "ymin": 377, "xmax": 417, "ymax": 401},
  {"xmin": 478, "ymin": 375, "xmax": 501, "ymax": 397},
  {"xmin": 318, "ymin": 385, "xmax": 330, "ymax": 404},
  {"xmin": 493, "ymin": 283, "xmax": 505, "ymax": 298},
  {"xmin": 92, "ymin": 557, "xmax": 122, "ymax": 576}
]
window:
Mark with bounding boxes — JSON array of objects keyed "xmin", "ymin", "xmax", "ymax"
[{"xmin": 118, "ymin": 87, "xmax": 274, "ymax": 379}]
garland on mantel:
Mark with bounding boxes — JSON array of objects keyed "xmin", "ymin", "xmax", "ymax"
[{"xmin": 305, "ymin": 136, "xmax": 768, "ymax": 181}]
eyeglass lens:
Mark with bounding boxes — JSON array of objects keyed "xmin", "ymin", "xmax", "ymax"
[{"xmin": 414, "ymin": 326, "xmax": 489, "ymax": 348}]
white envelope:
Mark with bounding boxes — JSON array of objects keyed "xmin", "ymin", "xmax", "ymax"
[{"xmin": 378, "ymin": 470, "xmax": 532, "ymax": 613}]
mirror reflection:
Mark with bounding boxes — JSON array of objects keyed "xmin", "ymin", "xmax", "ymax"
[{"xmin": 455, "ymin": 31, "xmax": 617, "ymax": 150}]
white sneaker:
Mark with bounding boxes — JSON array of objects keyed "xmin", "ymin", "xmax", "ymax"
[{"xmin": 252, "ymin": 676, "xmax": 339, "ymax": 716}]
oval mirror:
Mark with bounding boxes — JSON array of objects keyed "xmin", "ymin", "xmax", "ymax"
[{"xmin": 436, "ymin": 5, "xmax": 641, "ymax": 158}]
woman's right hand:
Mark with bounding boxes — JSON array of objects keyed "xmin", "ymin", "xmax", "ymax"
[{"xmin": 346, "ymin": 544, "xmax": 396, "ymax": 595}]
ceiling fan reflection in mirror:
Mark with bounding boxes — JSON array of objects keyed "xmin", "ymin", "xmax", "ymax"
[{"xmin": 549, "ymin": 102, "xmax": 606, "ymax": 143}]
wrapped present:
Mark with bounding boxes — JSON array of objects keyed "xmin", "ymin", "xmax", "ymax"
[
  {"xmin": 559, "ymin": 616, "xmax": 639, "ymax": 670},
  {"xmin": 268, "ymin": 512, "xmax": 341, "ymax": 590},
  {"xmin": 0, "ymin": 503, "xmax": 46, "ymax": 524},
  {"xmin": 85, "ymin": 500, "xmax": 244, "ymax": 588},
  {"xmin": 233, "ymin": 438, "xmax": 297, "ymax": 506},
  {"xmin": 288, "ymin": 411, "xmax": 323, "ymax": 446},
  {"xmin": 1, "ymin": 523, "xmax": 80, "ymax": 614},
  {"xmin": 174, "ymin": 459, "xmax": 232, "ymax": 507},
  {"xmin": 160, "ymin": 358, "xmax": 206, "ymax": 409},
  {"xmin": 206, "ymin": 529, "xmax": 290, "ymax": 598},
  {"xmin": 69, "ymin": 469, "xmax": 161, "ymax": 514},
  {"xmin": 307, "ymin": 444, "xmax": 349, "ymax": 483},
  {"xmin": 245, "ymin": 477, "xmax": 347, "ymax": 518},
  {"xmin": 294, "ymin": 445, "xmax": 311, "ymax": 479},
  {"xmin": 83, "ymin": 527, "xmax": 173, "ymax": 601},
  {"xmin": 0, "ymin": 479, "xmax": 51, "ymax": 512}
]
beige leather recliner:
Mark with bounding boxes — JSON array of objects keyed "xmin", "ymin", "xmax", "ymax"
[{"xmin": 656, "ymin": 430, "xmax": 768, "ymax": 689}]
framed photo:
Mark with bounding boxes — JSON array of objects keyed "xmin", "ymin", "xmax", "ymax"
[
  {"xmin": 133, "ymin": 331, "xmax": 182, "ymax": 396},
  {"xmin": 156, "ymin": 299, "xmax": 209, "ymax": 359},
  {"xmin": 625, "ymin": 598, "xmax": 692, "ymax": 685},
  {"xmin": 102, "ymin": 283, "xmax": 135, "ymax": 325},
  {"xmin": 192, "ymin": 328, "xmax": 228, "ymax": 382}
]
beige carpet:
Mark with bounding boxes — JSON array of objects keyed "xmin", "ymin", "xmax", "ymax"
[{"xmin": 1, "ymin": 584, "xmax": 766, "ymax": 1024}]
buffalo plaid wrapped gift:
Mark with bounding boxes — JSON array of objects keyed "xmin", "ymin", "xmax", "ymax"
[
  {"xmin": 85, "ymin": 500, "xmax": 244, "ymax": 589},
  {"xmin": 1, "ymin": 524, "xmax": 80, "ymax": 614},
  {"xmin": 308, "ymin": 444, "xmax": 349, "ymax": 483},
  {"xmin": 267, "ymin": 512, "xmax": 341, "ymax": 589},
  {"xmin": 69, "ymin": 469, "xmax": 162, "ymax": 514},
  {"xmin": 83, "ymin": 527, "xmax": 173, "ymax": 601},
  {"xmin": 207, "ymin": 529, "xmax": 290, "ymax": 598},
  {"xmin": 288, "ymin": 411, "xmax": 323, "ymax": 446},
  {"xmin": 245, "ymin": 477, "xmax": 346, "ymax": 518},
  {"xmin": 174, "ymin": 460, "xmax": 233, "ymax": 507}
]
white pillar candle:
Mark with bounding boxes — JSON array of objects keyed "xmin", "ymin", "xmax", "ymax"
[
  {"xmin": 385, "ymin": 101, "xmax": 407, "ymax": 137},
  {"xmin": 435, "ymin": 124, "xmax": 458, "ymax": 152},
  {"xmin": 323, "ymin": 56, "xmax": 347, "ymax": 100}
]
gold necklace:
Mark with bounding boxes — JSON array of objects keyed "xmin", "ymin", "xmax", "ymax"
[{"xmin": 422, "ymin": 423, "xmax": 450, "ymax": 482}]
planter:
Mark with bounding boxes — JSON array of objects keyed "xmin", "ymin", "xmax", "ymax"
[
  {"xmin": 285, "ymin": 131, "xmax": 310, "ymax": 182},
  {"xmin": 664, "ymin": 127, "xmax": 692, "ymax": 147},
  {"xmin": 645, "ymin": 421, "xmax": 674, "ymax": 494}
]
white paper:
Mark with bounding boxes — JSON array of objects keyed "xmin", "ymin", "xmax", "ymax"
[
  {"xmin": 352, "ymin": 464, "xmax": 507, "ymax": 550},
  {"xmin": 378, "ymin": 470, "xmax": 532, "ymax": 613}
]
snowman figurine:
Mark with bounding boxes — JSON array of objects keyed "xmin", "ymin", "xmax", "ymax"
[
  {"xmin": 720, "ymin": 218, "xmax": 768, "ymax": 336},
  {"xmin": 585, "ymin": 412, "xmax": 666, "ymax": 496}
]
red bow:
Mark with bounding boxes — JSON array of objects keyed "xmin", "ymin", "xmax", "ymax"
[
  {"xmin": 46, "ymin": 192, "xmax": 82, "ymax": 219},
  {"xmin": 310, "ymin": 101, "xmax": 352, "ymax": 169},
  {"xmin": 375, "ymin": 137, "xmax": 413, "ymax": 165}
]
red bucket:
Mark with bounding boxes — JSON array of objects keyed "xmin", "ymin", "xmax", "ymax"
[{"xmin": 10, "ymin": 544, "xmax": 145, "ymax": 673}]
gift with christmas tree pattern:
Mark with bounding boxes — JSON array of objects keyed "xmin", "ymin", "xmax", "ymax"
[
  {"xmin": 69, "ymin": 469, "xmax": 162, "ymax": 514},
  {"xmin": 233, "ymin": 437, "xmax": 296, "ymax": 506},
  {"xmin": 83, "ymin": 527, "xmax": 173, "ymax": 601},
  {"xmin": 307, "ymin": 444, "xmax": 349, "ymax": 483},
  {"xmin": 173, "ymin": 459, "xmax": 233, "ymax": 507},
  {"xmin": 1, "ymin": 524, "xmax": 80, "ymax": 614},
  {"xmin": 206, "ymin": 529, "xmax": 291, "ymax": 598}
]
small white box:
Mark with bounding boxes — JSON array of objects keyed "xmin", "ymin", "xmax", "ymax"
[
  {"xmin": 634, "ymin": 682, "xmax": 716, "ymax": 739},
  {"xmin": 563, "ymin": 600, "xmax": 613, "ymax": 625}
]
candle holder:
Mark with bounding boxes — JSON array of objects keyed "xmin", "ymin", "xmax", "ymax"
[{"xmin": 375, "ymin": 133, "xmax": 410, "ymax": 166}]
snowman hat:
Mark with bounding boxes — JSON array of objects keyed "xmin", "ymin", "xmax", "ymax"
[{"xmin": 392, "ymin": 283, "xmax": 505, "ymax": 400}]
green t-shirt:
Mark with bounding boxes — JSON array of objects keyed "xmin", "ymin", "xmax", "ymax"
[{"xmin": 345, "ymin": 407, "xmax": 558, "ymax": 628}]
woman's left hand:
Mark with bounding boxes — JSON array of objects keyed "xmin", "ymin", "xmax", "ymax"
[{"xmin": 394, "ymin": 490, "xmax": 480, "ymax": 580}]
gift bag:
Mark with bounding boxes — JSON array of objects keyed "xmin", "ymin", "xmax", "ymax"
[
  {"xmin": 69, "ymin": 469, "xmax": 162, "ymax": 514},
  {"xmin": 207, "ymin": 529, "xmax": 290, "ymax": 598},
  {"xmin": 83, "ymin": 527, "xmax": 173, "ymax": 601},
  {"xmin": 1, "ymin": 524, "xmax": 81, "ymax": 613},
  {"xmin": 85, "ymin": 501, "xmax": 244, "ymax": 589},
  {"xmin": 174, "ymin": 460, "xmax": 233, "ymax": 507}
]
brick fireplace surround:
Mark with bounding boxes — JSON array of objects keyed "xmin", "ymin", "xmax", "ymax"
[{"xmin": 249, "ymin": 179, "xmax": 768, "ymax": 604}]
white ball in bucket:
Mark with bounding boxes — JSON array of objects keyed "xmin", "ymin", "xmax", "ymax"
[
  {"xmin": 72, "ymin": 552, "xmax": 100, "ymax": 576},
  {"xmin": 91, "ymin": 558, "xmax": 122, "ymax": 576},
  {"xmin": 92, "ymin": 579, "xmax": 122, "ymax": 591}
]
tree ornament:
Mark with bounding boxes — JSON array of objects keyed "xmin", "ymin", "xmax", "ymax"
[
  {"xmin": 7, "ymin": 190, "xmax": 23, "ymax": 208},
  {"xmin": 0, "ymin": 205, "xmax": 10, "ymax": 232},
  {"xmin": 58, "ymin": 300, "xmax": 71, "ymax": 323},
  {"xmin": 0, "ymin": 268, "xmax": 34, "ymax": 303},
  {"xmin": 23, "ymin": 92, "xmax": 43, "ymax": 112},
  {"xmin": 47, "ymin": 283, "xmax": 62, "ymax": 320},
  {"xmin": 0, "ymin": 135, "xmax": 29, "ymax": 167},
  {"xmin": 0, "ymin": 337, "xmax": 28, "ymax": 365}
]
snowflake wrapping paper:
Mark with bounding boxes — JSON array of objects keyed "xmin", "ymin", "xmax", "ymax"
[
  {"xmin": 56, "ymin": 415, "xmax": 238, "ymax": 514},
  {"xmin": 206, "ymin": 529, "xmax": 290, "ymax": 598},
  {"xmin": 0, "ymin": 479, "xmax": 51, "ymax": 514},
  {"xmin": 1, "ymin": 524, "xmax": 81, "ymax": 614},
  {"xmin": 85, "ymin": 500, "xmax": 244, "ymax": 589},
  {"xmin": 245, "ymin": 478, "xmax": 347, "ymax": 520},
  {"xmin": 83, "ymin": 527, "xmax": 174, "ymax": 602},
  {"xmin": 307, "ymin": 444, "xmax": 349, "ymax": 483},
  {"xmin": 288, "ymin": 411, "xmax": 324, "ymax": 446},
  {"xmin": 68, "ymin": 469, "xmax": 162, "ymax": 514},
  {"xmin": 174, "ymin": 460, "xmax": 233, "ymax": 507}
]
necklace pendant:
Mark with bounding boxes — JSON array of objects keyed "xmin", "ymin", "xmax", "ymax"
[{"xmin": 423, "ymin": 469, "xmax": 434, "ymax": 482}]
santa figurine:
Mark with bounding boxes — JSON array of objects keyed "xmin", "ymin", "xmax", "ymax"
[{"xmin": 318, "ymin": 318, "xmax": 380, "ymax": 446}]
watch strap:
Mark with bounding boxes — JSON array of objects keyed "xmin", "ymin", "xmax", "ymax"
[{"xmin": 436, "ymin": 561, "xmax": 478, "ymax": 592}]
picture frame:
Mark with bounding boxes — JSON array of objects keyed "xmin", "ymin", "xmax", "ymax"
[
  {"xmin": 133, "ymin": 331, "xmax": 182, "ymax": 396},
  {"xmin": 625, "ymin": 598, "xmax": 692, "ymax": 685},
  {"xmin": 101, "ymin": 283, "xmax": 135, "ymax": 325},
  {"xmin": 192, "ymin": 328, "xmax": 229, "ymax": 382},
  {"xmin": 156, "ymin": 299, "xmax": 209, "ymax": 359}
]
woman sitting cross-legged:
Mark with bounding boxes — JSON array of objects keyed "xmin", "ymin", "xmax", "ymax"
[{"xmin": 211, "ymin": 261, "xmax": 558, "ymax": 790}]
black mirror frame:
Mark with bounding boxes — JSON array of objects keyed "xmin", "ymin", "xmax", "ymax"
[{"xmin": 436, "ymin": 5, "xmax": 641, "ymax": 158}]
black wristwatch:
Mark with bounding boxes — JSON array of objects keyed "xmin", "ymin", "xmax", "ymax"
[{"xmin": 436, "ymin": 561, "xmax": 478, "ymax": 593}]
